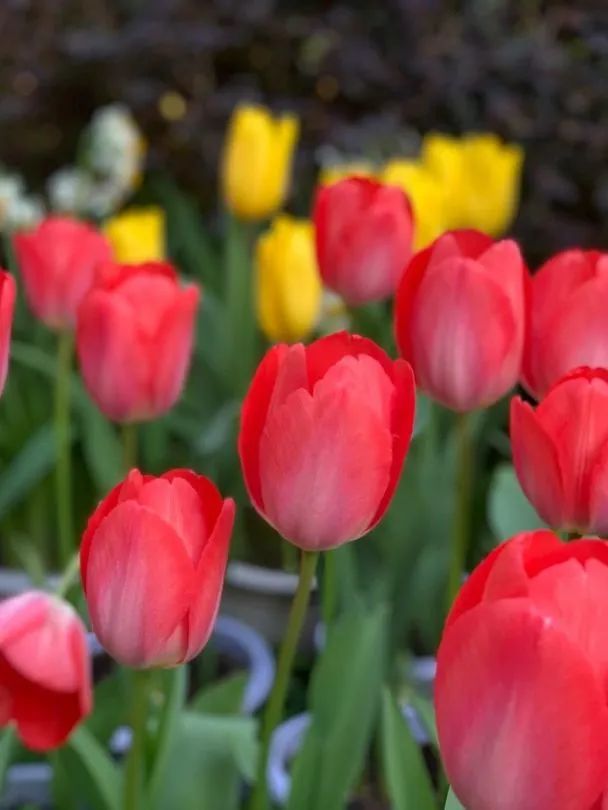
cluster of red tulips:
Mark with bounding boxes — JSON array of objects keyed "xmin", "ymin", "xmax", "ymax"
[{"xmin": 0, "ymin": 172, "xmax": 607, "ymax": 810}]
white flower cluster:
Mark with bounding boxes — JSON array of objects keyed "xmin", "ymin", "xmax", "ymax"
[
  {"xmin": 49, "ymin": 104, "xmax": 145, "ymax": 219},
  {"xmin": 0, "ymin": 168, "xmax": 45, "ymax": 232}
]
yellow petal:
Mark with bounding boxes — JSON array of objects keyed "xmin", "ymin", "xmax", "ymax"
[
  {"xmin": 382, "ymin": 160, "xmax": 447, "ymax": 250},
  {"xmin": 104, "ymin": 206, "xmax": 165, "ymax": 263}
]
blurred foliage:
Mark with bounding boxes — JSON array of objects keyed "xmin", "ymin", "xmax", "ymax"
[{"xmin": 0, "ymin": 1, "xmax": 607, "ymax": 264}]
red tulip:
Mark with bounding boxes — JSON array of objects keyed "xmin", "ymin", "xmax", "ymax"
[
  {"xmin": 523, "ymin": 249, "xmax": 608, "ymax": 398},
  {"xmin": 0, "ymin": 591, "xmax": 91, "ymax": 751},
  {"xmin": 76, "ymin": 261, "xmax": 200, "ymax": 422},
  {"xmin": 81, "ymin": 468, "xmax": 234, "ymax": 668},
  {"xmin": 436, "ymin": 530, "xmax": 608, "ymax": 810},
  {"xmin": 239, "ymin": 331, "xmax": 415, "ymax": 550},
  {"xmin": 314, "ymin": 177, "xmax": 414, "ymax": 305},
  {"xmin": 511, "ymin": 367, "xmax": 608, "ymax": 535},
  {"xmin": 13, "ymin": 216, "xmax": 112, "ymax": 330},
  {"xmin": 0, "ymin": 271, "xmax": 16, "ymax": 396},
  {"xmin": 394, "ymin": 229, "xmax": 526, "ymax": 411}
]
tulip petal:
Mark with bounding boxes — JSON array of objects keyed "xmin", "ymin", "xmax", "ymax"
[
  {"xmin": 437, "ymin": 599, "xmax": 608, "ymax": 810},
  {"xmin": 85, "ymin": 501, "xmax": 196, "ymax": 667},
  {"xmin": 409, "ymin": 257, "xmax": 517, "ymax": 410},
  {"xmin": 259, "ymin": 360, "xmax": 392, "ymax": 549},
  {"xmin": 239, "ymin": 344, "xmax": 286, "ymax": 511},
  {"xmin": 185, "ymin": 498, "xmax": 235, "ymax": 660},
  {"xmin": 510, "ymin": 397, "xmax": 564, "ymax": 528},
  {"xmin": 0, "ymin": 272, "xmax": 15, "ymax": 395},
  {"xmin": 589, "ymin": 440, "xmax": 608, "ymax": 535},
  {"xmin": 305, "ymin": 331, "xmax": 395, "ymax": 389}
]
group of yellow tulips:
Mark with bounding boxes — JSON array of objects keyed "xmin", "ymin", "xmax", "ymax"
[{"xmin": 104, "ymin": 102, "xmax": 523, "ymax": 345}]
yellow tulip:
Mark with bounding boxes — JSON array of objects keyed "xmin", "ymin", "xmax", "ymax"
[
  {"xmin": 104, "ymin": 207, "xmax": 165, "ymax": 263},
  {"xmin": 381, "ymin": 160, "xmax": 447, "ymax": 250},
  {"xmin": 422, "ymin": 132, "xmax": 524, "ymax": 236},
  {"xmin": 319, "ymin": 162, "xmax": 377, "ymax": 186},
  {"xmin": 222, "ymin": 105, "xmax": 299, "ymax": 221},
  {"xmin": 256, "ymin": 215, "xmax": 322, "ymax": 343}
]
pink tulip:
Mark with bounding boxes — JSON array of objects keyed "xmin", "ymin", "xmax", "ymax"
[
  {"xmin": 76, "ymin": 261, "xmax": 200, "ymax": 422},
  {"xmin": 239, "ymin": 331, "xmax": 415, "ymax": 550},
  {"xmin": 81, "ymin": 468, "xmax": 234, "ymax": 668},
  {"xmin": 0, "ymin": 270, "xmax": 16, "ymax": 396},
  {"xmin": 394, "ymin": 229, "xmax": 527, "ymax": 411},
  {"xmin": 14, "ymin": 217, "xmax": 112, "ymax": 330},
  {"xmin": 314, "ymin": 177, "xmax": 414, "ymax": 305},
  {"xmin": 0, "ymin": 591, "xmax": 91, "ymax": 751},
  {"xmin": 523, "ymin": 249, "xmax": 608, "ymax": 398},
  {"xmin": 436, "ymin": 531, "xmax": 608, "ymax": 810}
]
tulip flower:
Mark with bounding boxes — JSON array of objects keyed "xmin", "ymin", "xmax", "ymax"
[
  {"xmin": 381, "ymin": 160, "xmax": 447, "ymax": 250},
  {"xmin": 256, "ymin": 215, "xmax": 322, "ymax": 343},
  {"xmin": 422, "ymin": 132, "xmax": 523, "ymax": 236},
  {"xmin": 13, "ymin": 216, "xmax": 112, "ymax": 330},
  {"xmin": 522, "ymin": 249, "xmax": 608, "ymax": 398},
  {"xmin": 395, "ymin": 229, "xmax": 526, "ymax": 411},
  {"xmin": 313, "ymin": 178, "xmax": 414, "ymax": 305},
  {"xmin": 76, "ymin": 261, "xmax": 199, "ymax": 422},
  {"xmin": 221, "ymin": 104, "xmax": 299, "ymax": 221},
  {"xmin": 511, "ymin": 366, "xmax": 608, "ymax": 535},
  {"xmin": 239, "ymin": 331, "xmax": 415, "ymax": 550},
  {"xmin": 81, "ymin": 468, "xmax": 235, "ymax": 668},
  {"xmin": 0, "ymin": 591, "xmax": 91, "ymax": 751},
  {"xmin": 436, "ymin": 530, "xmax": 608, "ymax": 810},
  {"xmin": 104, "ymin": 206, "xmax": 165, "ymax": 264},
  {"xmin": 0, "ymin": 270, "xmax": 16, "ymax": 396}
]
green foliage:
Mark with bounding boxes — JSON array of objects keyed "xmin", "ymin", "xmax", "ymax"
[{"xmin": 488, "ymin": 463, "xmax": 546, "ymax": 540}]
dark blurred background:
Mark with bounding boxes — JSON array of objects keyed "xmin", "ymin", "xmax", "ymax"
[{"xmin": 1, "ymin": 0, "xmax": 607, "ymax": 265}]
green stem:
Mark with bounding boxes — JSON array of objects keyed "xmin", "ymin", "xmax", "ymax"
[
  {"xmin": 322, "ymin": 549, "xmax": 336, "ymax": 628},
  {"xmin": 446, "ymin": 411, "xmax": 473, "ymax": 611},
  {"xmin": 122, "ymin": 422, "xmax": 138, "ymax": 472},
  {"xmin": 224, "ymin": 215, "xmax": 256, "ymax": 395},
  {"xmin": 123, "ymin": 669, "xmax": 152, "ymax": 810},
  {"xmin": 55, "ymin": 550, "xmax": 81, "ymax": 598},
  {"xmin": 249, "ymin": 550, "xmax": 319, "ymax": 810},
  {"xmin": 55, "ymin": 330, "xmax": 74, "ymax": 567}
]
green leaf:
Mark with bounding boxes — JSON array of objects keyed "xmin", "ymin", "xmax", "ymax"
[
  {"xmin": 147, "ymin": 666, "xmax": 188, "ymax": 802},
  {"xmin": 0, "ymin": 423, "xmax": 63, "ymax": 520},
  {"xmin": 151, "ymin": 711, "xmax": 258, "ymax": 810},
  {"xmin": 287, "ymin": 603, "xmax": 387, "ymax": 810},
  {"xmin": 78, "ymin": 395, "xmax": 124, "ymax": 492},
  {"xmin": 488, "ymin": 463, "xmax": 546, "ymax": 540},
  {"xmin": 0, "ymin": 729, "xmax": 15, "ymax": 796},
  {"xmin": 191, "ymin": 672, "xmax": 248, "ymax": 715},
  {"xmin": 62, "ymin": 726, "xmax": 121, "ymax": 810},
  {"xmin": 380, "ymin": 688, "xmax": 436, "ymax": 810},
  {"xmin": 445, "ymin": 788, "xmax": 466, "ymax": 809}
]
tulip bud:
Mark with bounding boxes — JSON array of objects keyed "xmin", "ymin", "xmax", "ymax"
[
  {"xmin": 313, "ymin": 178, "xmax": 414, "ymax": 305},
  {"xmin": 221, "ymin": 104, "xmax": 299, "ymax": 221},
  {"xmin": 239, "ymin": 331, "xmax": 415, "ymax": 550},
  {"xmin": 76, "ymin": 261, "xmax": 199, "ymax": 422},
  {"xmin": 256, "ymin": 215, "xmax": 322, "ymax": 343},
  {"xmin": 511, "ymin": 367, "xmax": 608, "ymax": 535},
  {"xmin": 0, "ymin": 270, "xmax": 16, "ymax": 396},
  {"xmin": 523, "ymin": 249, "xmax": 608, "ymax": 398},
  {"xmin": 381, "ymin": 160, "xmax": 447, "ymax": 250},
  {"xmin": 436, "ymin": 531, "xmax": 608, "ymax": 810},
  {"xmin": 395, "ymin": 229, "xmax": 526, "ymax": 411},
  {"xmin": 104, "ymin": 206, "xmax": 165, "ymax": 264},
  {"xmin": 0, "ymin": 591, "xmax": 91, "ymax": 751},
  {"xmin": 13, "ymin": 216, "xmax": 112, "ymax": 330},
  {"xmin": 81, "ymin": 469, "xmax": 235, "ymax": 668}
]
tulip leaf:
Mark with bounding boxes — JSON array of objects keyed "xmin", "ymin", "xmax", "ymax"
[
  {"xmin": 0, "ymin": 729, "xmax": 15, "ymax": 797},
  {"xmin": 190, "ymin": 672, "xmax": 248, "ymax": 715},
  {"xmin": 380, "ymin": 688, "xmax": 437, "ymax": 810},
  {"xmin": 287, "ymin": 602, "xmax": 386, "ymax": 810},
  {"xmin": 147, "ymin": 666, "xmax": 188, "ymax": 802},
  {"xmin": 489, "ymin": 463, "xmax": 546, "ymax": 540},
  {"xmin": 445, "ymin": 788, "xmax": 466, "ymax": 809},
  {"xmin": 77, "ymin": 393, "xmax": 124, "ymax": 492},
  {"xmin": 61, "ymin": 725, "xmax": 121, "ymax": 810},
  {"xmin": 0, "ymin": 423, "xmax": 65, "ymax": 521},
  {"xmin": 151, "ymin": 711, "xmax": 258, "ymax": 810}
]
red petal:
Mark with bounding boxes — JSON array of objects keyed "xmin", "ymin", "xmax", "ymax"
[{"xmin": 437, "ymin": 599, "xmax": 608, "ymax": 810}]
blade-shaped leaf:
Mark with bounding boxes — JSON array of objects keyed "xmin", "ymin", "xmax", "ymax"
[
  {"xmin": 61, "ymin": 725, "xmax": 121, "ymax": 810},
  {"xmin": 488, "ymin": 463, "xmax": 546, "ymax": 540},
  {"xmin": 445, "ymin": 788, "xmax": 466, "ymax": 809}
]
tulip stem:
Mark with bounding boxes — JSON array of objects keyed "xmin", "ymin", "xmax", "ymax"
[
  {"xmin": 55, "ymin": 550, "xmax": 81, "ymax": 598},
  {"xmin": 249, "ymin": 549, "xmax": 319, "ymax": 810},
  {"xmin": 122, "ymin": 422, "xmax": 138, "ymax": 472},
  {"xmin": 446, "ymin": 411, "xmax": 473, "ymax": 611},
  {"xmin": 322, "ymin": 549, "xmax": 336, "ymax": 627},
  {"xmin": 55, "ymin": 330, "xmax": 74, "ymax": 567},
  {"xmin": 123, "ymin": 668, "xmax": 152, "ymax": 810}
]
